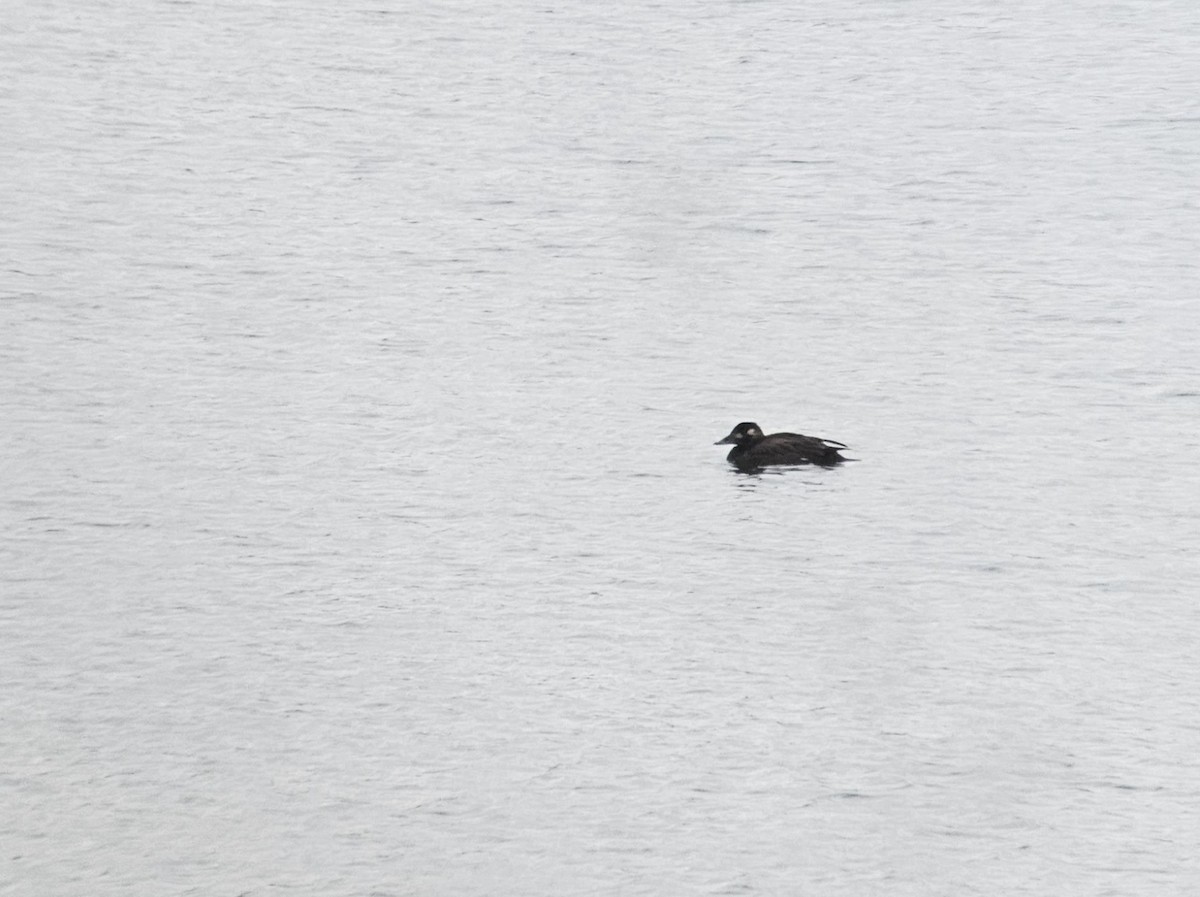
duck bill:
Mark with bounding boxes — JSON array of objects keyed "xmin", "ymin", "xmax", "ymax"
[{"xmin": 714, "ymin": 436, "xmax": 736, "ymax": 445}]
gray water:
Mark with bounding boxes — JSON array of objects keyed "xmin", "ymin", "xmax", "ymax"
[{"xmin": 4, "ymin": 1, "xmax": 1200, "ymax": 895}]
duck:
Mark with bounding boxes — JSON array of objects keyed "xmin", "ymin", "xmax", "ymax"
[{"xmin": 715, "ymin": 421, "xmax": 848, "ymax": 470}]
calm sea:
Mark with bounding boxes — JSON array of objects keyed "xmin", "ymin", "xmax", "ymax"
[{"xmin": 3, "ymin": 1, "xmax": 1199, "ymax": 895}]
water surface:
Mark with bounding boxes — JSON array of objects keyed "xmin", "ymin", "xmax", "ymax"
[{"xmin": 3, "ymin": 1, "xmax": 1200, "ymax": 895}]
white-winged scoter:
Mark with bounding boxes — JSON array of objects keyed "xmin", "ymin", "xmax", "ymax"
[{"xmin": 715, "ymin": 421, "xmax": 848, "ymax": 470}]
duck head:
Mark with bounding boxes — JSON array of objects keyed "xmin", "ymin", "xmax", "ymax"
[{"xmin": 714, "ymin": 422, "xmax": 763, "ymax": 446}]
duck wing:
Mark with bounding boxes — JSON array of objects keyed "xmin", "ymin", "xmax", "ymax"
[
  {"xmin": 752, "ymin": 432, "xmax": 848, "ymax": 464},
  {"xmin": 778, "ymin": 432, "xmax": 847, "ymax": 450}
]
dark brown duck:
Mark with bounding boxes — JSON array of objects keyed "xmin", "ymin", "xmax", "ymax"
[{"xmin": 715, "ymin": 421, "xmax": 848, "ymax": 470}]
